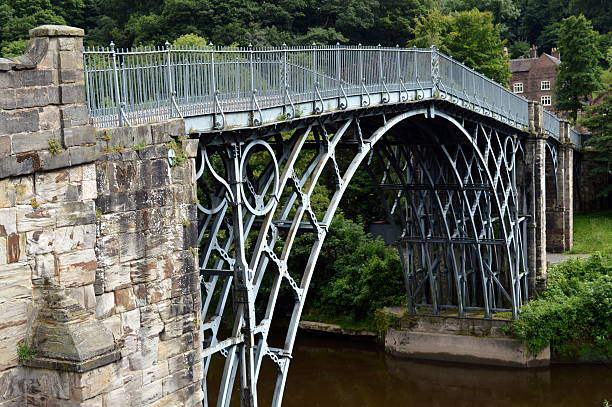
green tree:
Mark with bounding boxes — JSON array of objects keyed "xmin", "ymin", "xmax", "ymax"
[
  {"xmin": 519, "ymin": 0, "xmax": 570, "ymax": 45},
  {"xmin": 537, "ymin": 22, "xmax": 561, "ymax": 54},
  {"xmin": 555, "ymin": 15, "xmax": 602, "ymax": 121},
  {"xmin": 569, "ymin": 0, "xmax": 612, "ymax": 35},
  {"xmin": 509, "ymin": 40, "xmax": 530, "ymax": 58},
  {"xmin": 289, "ymin": 213, "xmax": 405, "ymax": 323},
  {"xmin": 172, "ymin": 33, "xmax": 208, "ymax": 48},
  {"xmin": 296, "ymin": 27, "xmax": 348, "ymax": 45},
  {"xmin": 506, "ymin": 251, "xmax": 612, "ymax": 356},
  {"xmin": 1, "ymin": 39, "xmax": 28, "ymax": 57},
  {"xmin": 445, "ymin": 0, "xmax": 521, "ymax": 40},
  {"xmin": 409, "ymin": 8, "xmax": 511, "ymax": 85},
  {"xmin": 368, "ymin": 0, "xmax": 435, "ymax": 45},
  {"xmin": 578, "ymin": 95, "xmax": 612, "ymax": 197},
  {"xmin": 0, "ymin": 0, "xmax": 72, "ymax": 57}
]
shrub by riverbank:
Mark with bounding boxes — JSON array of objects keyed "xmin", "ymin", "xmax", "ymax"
[
  {"xmin": 505, "ymin": 250, "xmax": 612, "ymax": 361},
  {"xmin": 295, "ymin": 214, "xmax": 405, "ymax": 331}
]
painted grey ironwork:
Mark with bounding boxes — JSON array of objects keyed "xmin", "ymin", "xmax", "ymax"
[
  {"xmin": 82, "ymin": 42, "xmax": 576, "ymax": 407},
  {"xmin": 195, "ymin": 105, "xmax": 529, "ymax": 406},
  {"xmin": 82, "ymin": 44, "xmax": 568, "ymax": 142},
  {"xmin": 546, "ymin": 139, "xmax": 560, "ymax": 205},
  {"xmin": 543, "ymin": 109, "xmax": 558, "ymax": 138},
  {"xmin": 569, "ymin": 127, "xmax": 581, "ymax": 146}
]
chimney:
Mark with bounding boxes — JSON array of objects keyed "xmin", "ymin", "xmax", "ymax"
[
  {"xmin": 551, "ymin": 47, "xmax": 560, "ymax": 60},
  {"xmin": 529, "ymin": 45, "xmax": 537, "ymax": 58}
]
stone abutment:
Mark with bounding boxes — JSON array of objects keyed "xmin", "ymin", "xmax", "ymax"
[{"xmin": 0, "ymin": 26, "xmax": 203, "ymax": 406}]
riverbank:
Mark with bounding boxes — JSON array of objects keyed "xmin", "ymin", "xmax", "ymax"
[{"xmin": 301, "ymin": 308, "xmax": 550, "ymax": 368}]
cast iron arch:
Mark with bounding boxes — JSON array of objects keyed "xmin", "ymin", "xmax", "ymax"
[{"xmin": 196, "ymin": 105, "xmax": 529, "ymax": 406}]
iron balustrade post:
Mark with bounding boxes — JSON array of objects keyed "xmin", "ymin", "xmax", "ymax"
[
  {"xmin": 120, "ymin": 59, "xmax": 128, "ymax": 122},
  {"xmin": 210, "ymin": 43, "xmax": 218, "ymax": 127},
  {"xmin": 249, "ymin": 43, "xmax": 255, "ymax": 124},
  {"xmin": 110, "ymin": 42, "xmax": 123, "ymax": 127},
  {"xmin": 165, "ymin": 41, "xmax": 173, "ymax": 118},
  {"xmin": 430, "ymin": 45, "xmax": 439, "ymax": 94},
  {"xmin": 396, "ymin": 45, "xmax": 401, "ymax": 91},
  {"xmin": 312, "ymin": 44, "xmax": 317, "ymax": 113},
  {"xmin": 282, "ymin": 43, "xmax": 287, "ymax": 114},
  {"xmin": 336, "ymin": 43, "xmax": 341, "ymax": 109},
  {"xmin": 358, "ymin": 44, "xmax": 365, "ymax": 106},
  {"xmin": 378, "ymin": 44, "xmax": 383, "ymax": 98}
]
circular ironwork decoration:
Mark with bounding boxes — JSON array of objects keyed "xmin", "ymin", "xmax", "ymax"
[{"xmin": 239, "ymin": 140, "xmax": 280, "ymax": 216}]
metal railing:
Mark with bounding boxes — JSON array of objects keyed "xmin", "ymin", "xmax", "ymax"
[
  {"xmin": 83, "ymin": 43, "xmax": 555, "ymax": 140},
  {"xmin": 543, "ymin": 109, "xmax": 559, "ymax": 138},
  {"xmin": 569, "ymin": 127, "xmax": 582, "ymax": 146}
]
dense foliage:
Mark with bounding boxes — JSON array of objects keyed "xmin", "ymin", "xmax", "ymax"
[
  {"xmin": 506, "ymin": 251, "xmax": 612, "ymax": 357},
  {"xmin": 289, "ymin": 213, "xmax": 405, "ymax": 324},
  {"xmin": 578, "ymin": 96, "xmax": 612, "ymax": 197},
  {"xmin": 555, "ymin": 15, "xmax": 603, "ymax": 121},
  {"xmin": 408, "ymin": 8, "xmax": 510, "ymax": 84}
]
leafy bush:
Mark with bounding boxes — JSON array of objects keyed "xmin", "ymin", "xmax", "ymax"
[
  {"xmin": 289, "ymin": 213, "xmax": 405, "ymax": 324},
  {"xmin": 1, "ymin": 39, "xmax": 27, "ymax": 58},
  {"xmin": 505, "ymin": 251, "xmax": 612, "ymax": 356}
]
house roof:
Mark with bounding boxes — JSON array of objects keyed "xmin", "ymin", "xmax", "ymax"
[
  {"xmin": 510, "ymin": 58, "xmax": 535, "ymax": 72},
  {"xmin": 509, "ymin": 53, "xmax": 561, "ymax": 73},
  {"xmin": 543, "ymin": 53, "xmax": 561, "ymax": 66}
]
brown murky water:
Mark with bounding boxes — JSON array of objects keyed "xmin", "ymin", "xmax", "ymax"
[{"xmin": 208, "ymin": 332, "xmax": 612, "ymax": 406}]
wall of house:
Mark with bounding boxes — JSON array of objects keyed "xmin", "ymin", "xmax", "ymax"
[{"xmin": 509, "ymin": 55, "xmax": 559, "ymax": 113}]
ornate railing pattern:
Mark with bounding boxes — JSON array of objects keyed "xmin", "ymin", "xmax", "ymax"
[{"xmin": 83, "ymin": 44, "xmax": 568, "ymax": 141}]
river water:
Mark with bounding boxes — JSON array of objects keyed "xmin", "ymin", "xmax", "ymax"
[{"xmin": 209, "ymin": 332, "xmax": 612, "ymax": 406}]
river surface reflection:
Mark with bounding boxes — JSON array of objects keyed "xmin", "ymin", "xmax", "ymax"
[{"xmin": 208, "ymin": 332, "xmax": 612, "ymax": 406}]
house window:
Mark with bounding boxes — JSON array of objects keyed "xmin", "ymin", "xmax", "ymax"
[
  {"xmin": 541, "ymin": 95, "xmax": 552, "ymax": 106},
  {"xmin": 513, "ymin": 82, "xmax": 524, "ymax": 93},
  {"xmin": 541, "ymin": 80, "xmax": 551, "ymax": 90}
]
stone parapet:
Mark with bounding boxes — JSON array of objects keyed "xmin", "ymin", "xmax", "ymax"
[{"xmin": 0, "ymin": 25, "xmax": 95, "ymax": 179}]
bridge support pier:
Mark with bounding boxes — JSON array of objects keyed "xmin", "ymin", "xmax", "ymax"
[
  {"xmin": 546, "ymin": 121, "xmax": 573, "ymax": 253},
  {"xmin": 525, "ymin": 102, "xmax": 548, "ymax": 293}
]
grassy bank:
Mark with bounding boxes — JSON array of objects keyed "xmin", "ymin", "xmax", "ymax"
[
  {"xmin": 567, "ymin": 211, "xmax": 612, "ymax": 254},
  {"xmin": 301, "ymin": 310, "xmax": 377, "ymax": 332}
]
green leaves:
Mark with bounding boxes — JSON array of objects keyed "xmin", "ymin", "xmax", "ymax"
[
  {"xmin": 555, "ymin": 15, "xmax": 602, "ymax": 121},
  {"xmin": 578, "ymin": 96, "xmax": 612, "ymax": 197},
  {"xmin": 506, "ymin": 251, "xmax": 612, "ymax": 357},
  {"xmin": 296, "ymin": 214, "xmax": 405, "ymax": 322},
  {"xmin": 408, "ymin": 8, "xmax": 511, "ymax": 85}
]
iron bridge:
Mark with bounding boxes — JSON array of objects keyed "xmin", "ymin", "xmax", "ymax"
[{"xmin": 83, "ymin": 44, "xmax": 580, "ymax": 406}]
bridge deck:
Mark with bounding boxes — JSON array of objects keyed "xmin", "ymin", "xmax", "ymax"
[{"xmin": 83, "ymin": 45, "xmax": 581, "ymax": 146}]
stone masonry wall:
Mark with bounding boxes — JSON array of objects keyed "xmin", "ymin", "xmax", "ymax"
[
  {"xmin": 0, "ymin": 26, "xmax": 202, "ymax": 406},
  {"xmin": 92, "ymin": 122, "xmax": 203, "ymax": 406}
]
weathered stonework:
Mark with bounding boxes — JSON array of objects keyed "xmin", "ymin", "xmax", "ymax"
[
  {"xmin": 545, "ymin": 121, "xmax": 573, "ymax": 253},
  {"xmin": 525, "ymin": 101, "xmax": 548, "ymax": 292},
  {"xmin": 0, "ymin": 26, "xmax": 202, "ymax": 406}
]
